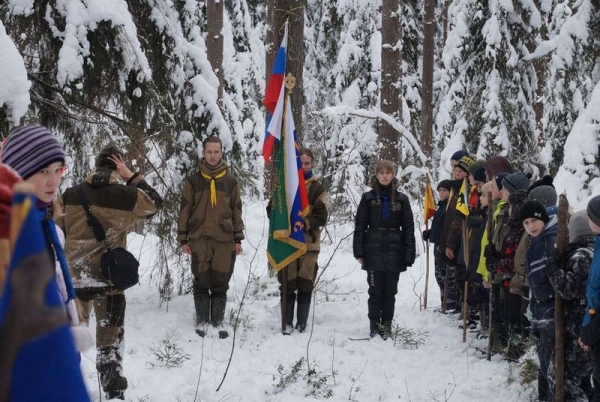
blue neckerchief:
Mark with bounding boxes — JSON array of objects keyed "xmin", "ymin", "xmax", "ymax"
[
  {"xmin": 304, "ymin": 170, "xmax": 313, "ymax": 180},
  {"xmin": 379, "ymin": 191, "xmax": 391, "ymax": 221},
  {"xmin": 41, "ymin": 213, "xmax": 77, "ymax": 302}
]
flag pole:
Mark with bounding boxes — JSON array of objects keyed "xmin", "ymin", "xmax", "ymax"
[
  {"xmin": 462, "ymin": 178, "xmax": 470, "ymax": 342},
  {"xmin": 423, "ymin": 179, "xmax": 431, "ymax": 310},
  {"xmin": 280, "ymin": 73, "xmax": 296, "ymax": 335}
]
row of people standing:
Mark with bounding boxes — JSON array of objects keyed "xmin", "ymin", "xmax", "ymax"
[{"xmin": 424, "ymin": 150, "xmax": 600, "ymax": 402}]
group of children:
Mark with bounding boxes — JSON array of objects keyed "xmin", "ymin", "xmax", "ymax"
[{"xmin": 425, "ymin": 151, "xmax": 600, "ymax": 401}]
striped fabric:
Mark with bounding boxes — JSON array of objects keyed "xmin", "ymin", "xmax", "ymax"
[{"xmin": 1, "ymin": 125, "xmax": 65, "ymax": 179}]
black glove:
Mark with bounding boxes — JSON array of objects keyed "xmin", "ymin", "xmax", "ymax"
[
  {"xmin": 422, "ymin": 229, "xmax": 430, "ymax": 242},
  {"xmin": 486, "ymin": 255, "xmax": 500, "ymax": 273},
  {"xmin": 483, "ymin": 244, "xmax": 498, "ymax": 260}
]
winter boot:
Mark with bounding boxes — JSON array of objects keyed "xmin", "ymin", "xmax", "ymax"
[
  {"xmin": 105, "ymin": 390, "xmax": 125, "ymax": 400},
  {"xmin": 194, "ymin": 293, "xmax": 210, "ymax": 337},
  {"xmin": 369, "ymin": 321, "xmax": 380, "ymax": 338},
  {"xmin": 211, "ymin": 293, "xmax": 229, "ymax": 339},
  {"xmin": 295, "ymin": 302, "xmax": 310, "ymax": 333},
  {"xmin": 380, "ymin": 321, "xmax": 392, "ymax": 340},
  {"xmin": 97, "ymin": 357, "xmax": 127, "ymax": 398},
  {"xmin": 282, "ymin": 294, "xmax": 295, "ymax": 335}
]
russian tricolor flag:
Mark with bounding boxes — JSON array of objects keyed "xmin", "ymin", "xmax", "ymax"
[{"xmin": 263, "ymin": 24, "xmax": 288, "ymax": 164}]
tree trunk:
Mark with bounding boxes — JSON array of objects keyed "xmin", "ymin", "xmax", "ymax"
[
  {"xmin": 207, "ymin": 0, "xmax": 224, "ymax": 103},
  {"xmin": 380, "ymin": 0, "xmax": 402, "ymax": 164},
  {"xmin": 421, "ymin": 0, "xmax": 435, "ymax": 159},
  {"xmin": 265, "ymin": 0, "xmax": 305, "ymax": 198},
  {"xmin": 266, "ymin": 0, "xmax": 305, "ymax": 142}
]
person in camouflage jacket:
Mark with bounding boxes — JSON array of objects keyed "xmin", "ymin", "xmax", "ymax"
[
  {"xmin": 58, "ymin": 143, "xmax": 163, "ymax": 400},
  {"xmin": 270, "ymin": 148, "xmax": 328, "ymax": 333},
  {"xmin": 177, "ymin": 136, "xmax": 244, "ymax": 338},
  {"xmin": 546, "ymin": 210, "xmax": 594, "ymax": 401}
]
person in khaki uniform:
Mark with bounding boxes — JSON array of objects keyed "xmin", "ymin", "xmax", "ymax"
[
  {"xmin": 177, "ymin": 136, "xmax": 244, "ymax": 338},
  {"xmin": 57, "ymin": 143, "xmax": 162, "ymax": 401},
  {"xmin": 271, "ymin": 148, "xmax": 328, "ymax": 333}
]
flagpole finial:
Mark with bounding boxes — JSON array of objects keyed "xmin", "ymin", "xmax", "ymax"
[{"xmin": 284, "ymin": 73, "xmax": 296, "ymax": 91}]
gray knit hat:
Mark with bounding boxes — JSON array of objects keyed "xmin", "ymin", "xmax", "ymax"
[
  {"xmin": 0, "ymin": 125, "xmax": 65, "ymax": 179},
  {"xmin": 569, "ymin": 210, "xmax": 595, "ymax": 242},
  {"xmin": 587, "ymin": 195, "xmax": 600, "ymax": 228},
  {"xmin": 502, "ymin": 172, "xmax": 530, "ymax": 194},
  {"xmin": 95, "ymin": 143, "xmax": 122, "ymax": 169},
  {"xmin": 527, "ymin": 175, "xmax": 557, "ymax": 208}
]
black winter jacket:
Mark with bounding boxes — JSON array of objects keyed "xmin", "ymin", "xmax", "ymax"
[{"xmin": 353, "ymin": 178, "xmax": 416, "ymax": 272}]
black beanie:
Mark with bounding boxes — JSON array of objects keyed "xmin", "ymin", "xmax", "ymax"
[
  {"xmin": 587, "ymin": 195, "xmax": 600, "ymax": 227},
  {"xmin": 473, "ymin": 166, "xmax": 486, "ymax": 182},
  {"xmin": 494, "ymin": 173, "xmax": 508, "ymax": 191},
  {"xmin": 95, "ymin": 143, "xmax": 122, "ymax": 169},
  {"xmin": 437, "ymin": 180, "xmax": 453, "ymax": 192},
  {"xmin": 519, "ymin": 200, "xmax": 549, "ymax": 224}
]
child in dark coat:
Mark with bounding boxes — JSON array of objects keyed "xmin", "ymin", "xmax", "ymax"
[
  {"xmin": 520, "ymin": 200, "xmax": 557, "ymax": 402},
  {"xmin": 353, "ymin": 161, "xmax": 416, "ymax": 338},
  {"xmin": 423, "ymin": 180, "xmax": 452, "ymax": 310}
]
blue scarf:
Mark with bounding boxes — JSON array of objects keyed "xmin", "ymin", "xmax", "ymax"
[
  {"xmin": 36, "ymin": 207, "xmax": 77, "ymax": 302},
  {"xmin": 304, "ymin": 170, "xmax": 313, "ymax": 180},
  {"xmin": 379, "ymin": 190, "xmax": 391, "ymax": 221}
]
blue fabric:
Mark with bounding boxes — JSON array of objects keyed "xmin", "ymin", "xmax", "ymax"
[
  {"xmin": 379, "ymin": 191, "xmax": 390, "ymax": 221},
  {"xmin": 583, "ymin": 235, "xmax": 600, "ymax": 326},
  {"xmin": 44, "ymin": 218, "xmax": 77, "ymax": 301},
  {"xmin": 304, "ymin": 170, "xmax": 313, "ymax": 180},
  {"xmin": 0, "ymin": 193, "xmax": 90, "ymax": 402}
]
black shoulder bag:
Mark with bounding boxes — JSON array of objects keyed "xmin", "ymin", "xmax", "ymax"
[{"xmin": 76, "ymin": 185, "xmax": 139, "ymax": 290}]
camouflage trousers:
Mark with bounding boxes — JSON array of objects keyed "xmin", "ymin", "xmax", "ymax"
[
  {"xmin": 76, "ymin": 287, "xmax": 127, "ymax": 392},
  {"xmin": 547, "ymin": 334, "xmax": 593, "ymax": 401},
  {"xmin": 277, "ymin": 251, "xmax": 319, "ymax": 303},
  {"xmin": 190, "ymin": 237, "xmax": 236, "ymax": 296},
  {"xmin": 433, "ymin": 248, "xmax": 458, "ymax": 311}
]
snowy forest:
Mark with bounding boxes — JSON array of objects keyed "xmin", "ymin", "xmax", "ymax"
[{"xmin": 1, "ymin": 0, "xmax": 600, "ymax": 292}]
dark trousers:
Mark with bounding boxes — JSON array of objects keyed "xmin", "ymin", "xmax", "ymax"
[
  {"xmin": 367, "ymin": 270, "xmax": 400, "ymax": 324},
  {"xmin": 537, "ymin": 329, "xmax": 555, "ymax": 401}
]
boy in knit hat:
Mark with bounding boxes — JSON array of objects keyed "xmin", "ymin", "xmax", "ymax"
[
  {"xmin": 450, "ymin": 150, "xmax": 469, "ymax": 169},
  {"xmin": 580, "ymin": 196, "xmax": 600, "ymax": 401},
  {"xmin": 520, "ymin": 200, "xmax": 556, "ymax": 401}
]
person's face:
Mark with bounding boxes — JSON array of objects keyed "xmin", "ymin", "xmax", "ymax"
[
  {"xmin": 589, "ymin": 217, "xmax": 600, "ymax": 234},
  {"xmin": 523, "ymin": 218, "xmax": 545, "ymax": 237},
  {"xmin": 25, "ymin": 161, "xmax": 64, "ymax": 203},
  {"xmin": 480, "ymin": 191, "xmax": 489, "ymax": 208},
  {"xmin": 452, "ymin": 166, "xmax": 468, "ymax": 180},
  {"xmin": 377, "ymin": 168, "xmax": 394, "ymax": 186},
  {"xmin": 203, "ymin": 142, "xmax": 223, "ymax": 166},
  {"xmin": 438, "ymin": 188, "xmax": 450, "ymax": 201},
  {"xmin": 490, "ymin": 180, "xmax": 502, "ymax": 200},
  {"xmin": 300, "ymin": 154, "xmax": 313, "ymax": 173},
  {"xmin": 468, "ymin": 174, "xmax": 477, "ymax": 186},
  {"xmin": 500, "ymin": 187, "xmax": 510, "ymax": 202}
]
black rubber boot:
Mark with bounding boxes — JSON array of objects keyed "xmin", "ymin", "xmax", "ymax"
[
  {"xmin": 380, "ymin": 321, "xmax": 392, "ymax": 340},
  {"xmin": 194, "ymin": 293, "xmax": 210, "ymax": 337},
  {"xmin": 369, "ymin": 321, "xmax": 379, "ymax": 338},
  {"xmin": 211, "ymin": 294, "xmax": 229, "ymax": 339},
  {"xmin": 282, "ymin": 294, "xmax": 295, "ymax": 334},
  {"xmin": 295, "ymin": 302, "xmax": 310, "ymax": 333}
]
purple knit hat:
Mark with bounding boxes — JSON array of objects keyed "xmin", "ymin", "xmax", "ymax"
[{"xmin": 1, "ymin": 125, "xmax": 65, "ymax": 179}]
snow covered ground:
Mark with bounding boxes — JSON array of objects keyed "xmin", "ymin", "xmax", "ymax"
[{"xmin": 80, "ymin": 199, "xmax": 533, "ymax": 401}]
